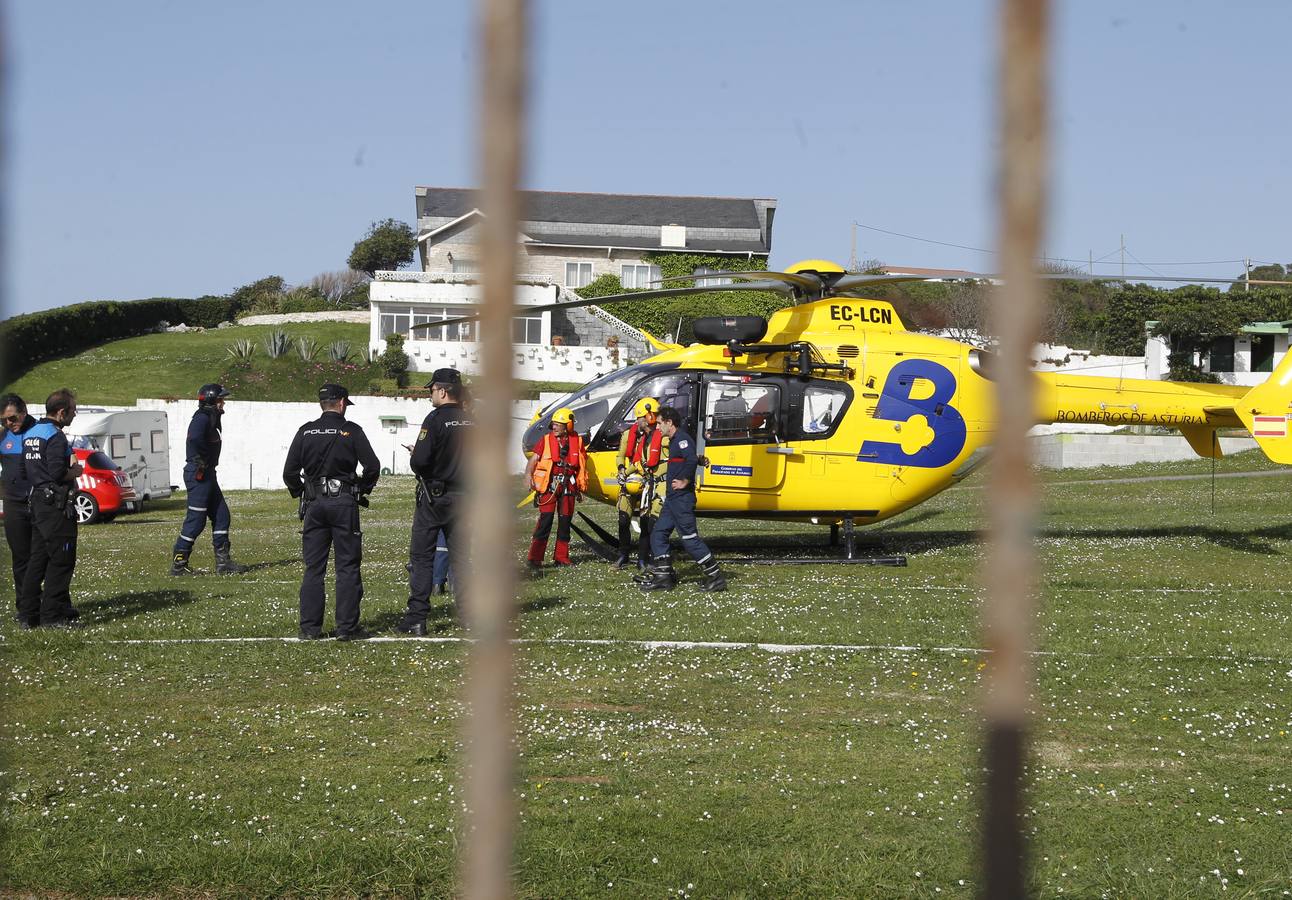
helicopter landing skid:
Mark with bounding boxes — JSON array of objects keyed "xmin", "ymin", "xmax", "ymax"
[{"xmin": 573, "ymin": 512, "xmax": 907, "ymax": 567}]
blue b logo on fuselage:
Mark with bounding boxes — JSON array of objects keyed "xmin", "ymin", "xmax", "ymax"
[{"xmin": 858, "ymin": 359, "xmax": 966, "ymax": 468}]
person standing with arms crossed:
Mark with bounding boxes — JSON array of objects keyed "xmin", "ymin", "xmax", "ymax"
[
  {"xmin": 21, "ymin": 389, "xmax": 85, "ymax": 627},
  {"xmin": 397, "ymin": 368, "xmax": 471, "ymax": 636},
  {"xmin": 637, "ymin": 405, "xmax": 727, "ymax": 593},
  {"xmin": 283, "ymin": 384, "xmax": 381, "ymax": 641},
  {"xmin": 171, "ymin": 384, "xmax": 249, "ymax": 575},
  {"xmin": 2, "ymin": 394, "xmax": 40, "ymax": 627}
]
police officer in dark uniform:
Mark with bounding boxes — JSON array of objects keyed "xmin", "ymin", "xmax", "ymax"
[
  {"xmin": 20, "ymin": 389, "xmax": 85, "ymax": 627},
  {"xmin": 397, "ymin": 367, "xmax": 471, "ymax": 635},
  {"xmin": 171, "ymin": 383, "xmax": 249, "ymax": 575},
  {"xmin": 2, "ymin": 394, "xmax": 39, "ymax": 627},
  {"xmin": 637, "ymin": 405, "xmax": 727, "ymax": 592},
  {"xmin": 283, "ymin": 384, "xmax": 381, "ymax": 641}
]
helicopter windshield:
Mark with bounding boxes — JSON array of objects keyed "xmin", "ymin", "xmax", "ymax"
[{"xmin": 521, "ymin": 363, "xmax": 675, "ymax": 452}]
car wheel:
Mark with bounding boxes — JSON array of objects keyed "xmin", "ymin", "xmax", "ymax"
[{"xmin": 73, "ymin": 492, "xmax": 100, "ymax": 525}]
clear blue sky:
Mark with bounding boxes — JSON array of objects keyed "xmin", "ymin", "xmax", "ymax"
[{"xmin": 6, "ymin": 0, "xmax": 1290, "ymax": 318}]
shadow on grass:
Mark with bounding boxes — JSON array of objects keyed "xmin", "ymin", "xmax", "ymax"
[
  {"xmin": 79, "ymin": 589, "xmax": 200, "ymax": 625},
  {"xmin": 241, "ymin": 557, "xmax": 299, "ymax": 573}
]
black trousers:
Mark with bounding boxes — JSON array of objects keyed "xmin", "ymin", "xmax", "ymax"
[
  {"xmin": 4, "ymin": 499, "xmax": 35, "ymax": 620},
  {"xmin": 617, "ymin": 511, "xmax": 655, "ymax": 561},
  {"xmin": 299, "ymin": 494, "xmax": 363, "ymax": 635},
  {"xmin": 405, "ymin": 493, "xmax": 466, "ymax": 625},
  {"xmin": 22, "ymin": 497, "xmax": 78, "ymax": 625}
]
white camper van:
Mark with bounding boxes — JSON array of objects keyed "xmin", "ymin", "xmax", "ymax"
[{"xmin": 68, "ymin": 409, "xmax": 174, "ymax": 504}]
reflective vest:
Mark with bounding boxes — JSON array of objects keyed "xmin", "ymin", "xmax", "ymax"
[
  {"xmin": 624, "ymin": 423, "xmax": 664, "ymax": 469},
  {"xmin": 531, "ymin": 432, "xmax": 588, "ymax": 495}
]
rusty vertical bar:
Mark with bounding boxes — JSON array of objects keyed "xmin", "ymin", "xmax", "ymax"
[
  {"xmin": 983, "ymin": 0, "xmax": 1049, "ymax": 898},
  {"xmin": 463, "ymin": 0, "xmax": 526, "ymax": 897}
]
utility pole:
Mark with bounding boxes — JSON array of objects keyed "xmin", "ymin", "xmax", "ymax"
[
  {"xmin": 1120, "ymin": 234, "xmax": 1125, "ymax": 278},
  {"xmin": 1245, "ymin": 257, "xmax": 1251, "ymax": 292},
  {"xmin": 1088, "ymin": 249, "xmax": 1093, "ymax": 274},
  {"xmin": 849, "ymin": 222, "xmax": 858, "ymax": 271}
]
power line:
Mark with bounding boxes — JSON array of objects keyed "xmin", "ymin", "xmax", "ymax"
[{"xmin": 852, "ymin": 220, "xmax": 1247, "ymax": 268}]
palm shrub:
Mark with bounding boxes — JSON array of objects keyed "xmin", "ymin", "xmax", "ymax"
[
  {"xmin": 295, "ymin": 337, "xmax": 320, "ymax": 361},
  {"xmin": 263, "ymin": 328, "xmax": 291, "ymax": 359},
  {"xmin": 225, "ymin": 339, "xmax": 255, "ymax": 362},
  {"xmin": 328, "ymin": 340, "xmax": 352, "ymax": 363}
]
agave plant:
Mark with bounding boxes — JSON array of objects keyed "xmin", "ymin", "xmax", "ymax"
[
  {"xmin": 225, "ymin": 339, "xmax": 255, "ymax": 362},
  {"xmin": 328, "ymin": 340, "xmax": 352, "ymax": 363},
  {"xmin": 295, "ymin": 337, "xmax": 320, "ymax": 361},
  {"xmin": 263, "ymin": 328, "xmax": 291, "ymax": 359}
]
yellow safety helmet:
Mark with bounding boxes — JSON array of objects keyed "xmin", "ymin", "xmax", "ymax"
[
  {"xmin": 551, "ymin": 407, "xmax": 575, "ymax": 426},
  {"xmin": 622, "ymin": 474, "xmax": 645, "ymax": 495},
  {"xmin": 633, "ymin": 397, "xmax": 660, "ymax": 420}
]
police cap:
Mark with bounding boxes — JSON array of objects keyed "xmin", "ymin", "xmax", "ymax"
[
  {"xmin": 425, "ymin": 367, "xmax": 463, "ymax": 388},
  {"xmin": 318, "ymin": 383, "xmax": 354, "ymax": 406}
]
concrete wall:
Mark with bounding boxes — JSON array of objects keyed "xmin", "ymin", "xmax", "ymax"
[
  {"xmin": 136, "ymin": 395, "xmax": 556, "ymax": 490},
  {"xmin": 1031, "ymin": 432, "xmax": 1257, "ymax": 469}
]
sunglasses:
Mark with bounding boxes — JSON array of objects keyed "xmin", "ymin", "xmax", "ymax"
[{"xmin": 1, "ymin": 414, "xmax": 21, "ymax": 425}]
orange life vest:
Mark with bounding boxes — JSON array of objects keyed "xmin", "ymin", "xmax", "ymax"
[
  {"xmin": 531, "ymin": 432, "xmax": 587, "ymax": 495},
  {"xmin": 625, "ymin": 423, "xmax": 664, "ymax": 468}
]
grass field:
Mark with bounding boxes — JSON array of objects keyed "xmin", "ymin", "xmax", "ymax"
[
  {"xmin": 2, "ymin": 453, "xmax": 1292, "ymax": 897},
  {"xmin": 2, "ymin": 326, "xmax": 581, "ymax": 405}
]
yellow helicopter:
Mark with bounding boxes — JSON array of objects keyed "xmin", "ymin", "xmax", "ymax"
[{"xmin": 417, "ymin": 259, "xmax": 1292, "ymax": 562}]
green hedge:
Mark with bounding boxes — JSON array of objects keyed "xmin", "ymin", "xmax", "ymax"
[{"xmin": 0, "ymin": 295, "xmax": 239, "ymax": 386}]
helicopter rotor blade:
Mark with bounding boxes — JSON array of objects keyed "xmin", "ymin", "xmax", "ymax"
[
  {"xmin": 408, "ymin": 280, "xmax": 795, "ymax": 333},
  {"xmin": 652, "ymin": 270, "xmax": 827, "ymax": 293},
  {"xmin": 828, "ymin": 273, "xmax": 946, "ymax": 294}
]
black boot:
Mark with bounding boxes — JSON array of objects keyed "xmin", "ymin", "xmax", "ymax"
[
  {"xmin": 638, "ymin": 560, "xmax": 677, "ymax": 592},
  {"xmin": 170, "ymin": 551, "xmax": 196, "ymax": 576},
  {"xmin": 214, "ymin": 546, "xmax": 249, "ymax": 575},
  {"xmin": 698, "ymin": 559, "xmax": 727, "ymax": 592},
  {"xmin": 612, "ymin": 552, "xmax": 629, "ymax": 570}
]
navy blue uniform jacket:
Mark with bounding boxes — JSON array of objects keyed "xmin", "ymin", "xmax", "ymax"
[
  {"xmin": 22, "ymin": 419, "xmax": 73, "ymax": 489},
  {"xmin": 664, "ymin": 428, "xmax": 699, "ymax": 494}
]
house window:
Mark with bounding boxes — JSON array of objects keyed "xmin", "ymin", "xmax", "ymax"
[
  {"xmin": 1208, "ymin": 336, "xmax": 1235, "ymax": 373},
  {"xmin": 694, "ymin": 266, "xmax": 732, "ymax": 287},
  {"xmin": 621, "ymin": 264, "xmax": 661, "ymax": 289},
  {"xmin": 379, "ymin": 308, "xmax": 411, "ymax": 339},
  {"xmin": 1251, "ymin": 334, "xmax": 1275, "ymax": 373},
  {"xmin": 513, "ymin": 313, "xmax": 543, "ymax": 344},
  {"xmin": 151, "ymin": 430, "xmax": 166, "ymax": 453},
  {"xmin": 565, "ymin": 262, "xmax": 594, "ymax": 288},
  {"xmin": 451, "ymin": 258, "xmax": 478, "ymax": 274},
  {"xmin": 413, "ymin": 307, "xmax": 476, "ymax": 343}
]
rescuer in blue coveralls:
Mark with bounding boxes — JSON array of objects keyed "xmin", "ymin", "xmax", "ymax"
[
  {"xmin": 637, "ymin": 406, "xmax": 727, "ymax": 592},
  {"xmin": 170, "ymin": 384, "xmax": 249, "ymax": 575},
  {"xmin": 2, "ymin": 393, "xmax": 41, "ymax": 627},
  {"xmin": 20, "ymin": 389, "xmax": 85, "ymax": 627}
]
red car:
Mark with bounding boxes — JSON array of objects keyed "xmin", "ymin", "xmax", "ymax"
[{"xmin": 72, "ymin": 447, "xmax": 140, "ymax": 524}]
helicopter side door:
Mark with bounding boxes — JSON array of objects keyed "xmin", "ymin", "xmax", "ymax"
[{"xmin": 698, "ymin": 375, "xmax": 787, "ymax": 493}]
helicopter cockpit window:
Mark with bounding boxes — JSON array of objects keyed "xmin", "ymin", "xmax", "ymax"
[
  {"xmin": 530, "ymin": 367, "xmax": 644, "ymax": 449},
  {"xmin": 801, "ymin": 383, "xmax": 848, "ymax": 436},
  {"xmin": 589, "ymin": 371, "xmax": 698, "ymax": 451},
  {"xmin": 704, "ymin": 383, "xmax": 779, "ymax": 445}
]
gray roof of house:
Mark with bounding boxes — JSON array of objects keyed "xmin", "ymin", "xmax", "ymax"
[
  {"xmin": 523, "ymin": 230, "xmax": 769, "ymax": 255},
  {"xmin": 417, "ymin": 187, "xmax": 774, "ymax": 231}
]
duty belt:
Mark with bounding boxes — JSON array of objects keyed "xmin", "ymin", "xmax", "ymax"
[{"xmin": 314, "ymin": 477, "xmax": 354, "ymax": 497}]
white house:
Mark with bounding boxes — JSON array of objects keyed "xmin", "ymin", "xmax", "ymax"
[
  {"xmin": 369, "ymin": 188, "xmax": 777, "ymax": 381},
  {"xmin": 1145, "ymin": 321, "xmax": 1292, "ymax": 385}
]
